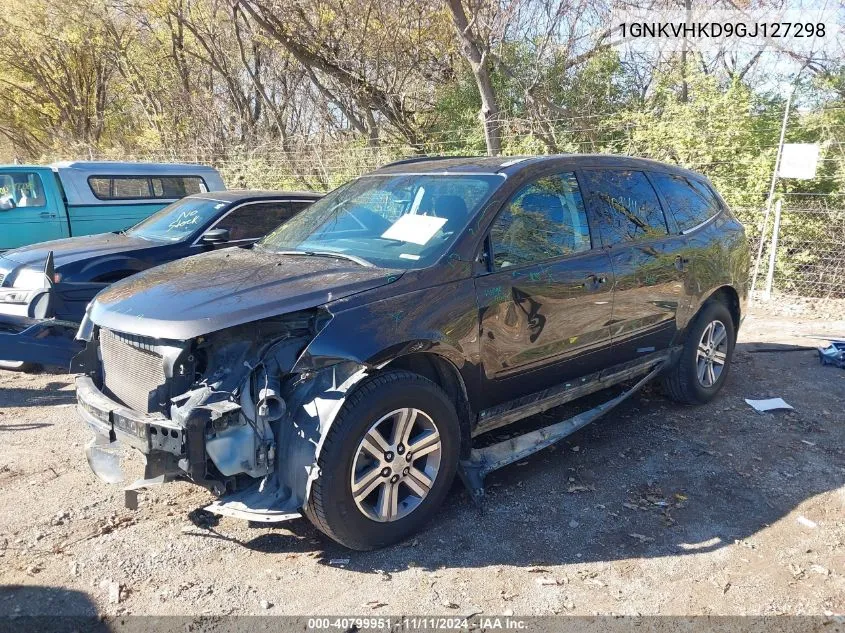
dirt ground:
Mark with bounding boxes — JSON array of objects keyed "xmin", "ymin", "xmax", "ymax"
[{"xmin": 1, "ymin": 305, "xmax": 844, "ymax": 620}]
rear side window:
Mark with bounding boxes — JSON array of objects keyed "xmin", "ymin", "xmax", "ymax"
[
  {"xmin": 0, "ymin": 171, "xmax": 47, "ymax": 209},
  {"xmin": 582, "ymin": 169, "xmax": 667, "ymax": 245},
  {"xmin": 88, "ymin": 176, "xmax": 208, "ymax": 200},
  {"xmin": 214, "ymin": 202, "xmax": 299, "ymax": 241},
  {"xmin": 651, "ymin": 172, "xmax": 721, "ymax": 232},
  {"xmin": 490, "ymin": 172, "xmax": 591, "ymax": 269}
]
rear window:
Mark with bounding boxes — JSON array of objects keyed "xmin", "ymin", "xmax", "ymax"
[
  {"xmin": 651, "ymin": 172, "xmax": 721, "ymax": 232},
  {"xmin": 88, "ymin": 176, "xmax": 208, "ymax": 200}
]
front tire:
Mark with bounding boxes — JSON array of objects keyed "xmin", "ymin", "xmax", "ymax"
[
  {"xmin": 663, "ymin": 300, "xmax": 736, "ymax": 404},
  {"xmin": 305, "ymin": 370, "xmax": 460, "ymax": 550}
]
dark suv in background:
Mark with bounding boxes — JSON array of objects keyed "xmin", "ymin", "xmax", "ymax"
[
  {"xmin": 0, "ymin": 191, "xmax": 320, "ymax": 370},
  {"xmin": 73, "ymin": 155, "xmax": 748, "ymax": 550}
]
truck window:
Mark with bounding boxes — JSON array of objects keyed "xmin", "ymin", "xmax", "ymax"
[
  {"xmin": 0, "ymin": 171, "xmax": 47, "ymax": 209},
  {"xmin": 151, "ymin": 177, "xmax": 208, "ymax": 197},
  {"xmin": 88, "ymin": 176, "xmax": 208, "ymax": 200}
]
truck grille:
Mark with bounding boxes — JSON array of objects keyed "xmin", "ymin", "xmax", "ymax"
[
  {"xmin": 100, "ymin": 329, "xmax": 167, "ymax": 414},
  {"xmin": 0, "ymin": 273, "xmax": 5, "ymax": 287}
]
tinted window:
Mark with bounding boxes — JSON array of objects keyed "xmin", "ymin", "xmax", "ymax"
[
  {"xmin": 151, "ymin": 176, "xmax": 208, "ymax": 198},
  {"xmin": 288, "ymin": 200, "xmax": 315, "ymax": 215},
  {"xmin": 89, "ymin": 176, "xmax": 208, "ymax": 200},
  {"xmin": 651, "ymin": 172, "xmax": 720, "ymax": 232},
  {"xmin": 583, "ymin": 170, "xmax": 667, "ymax": 245},
  {"xmin": 216, "ymin": 202, "xmax": 298, "ymax": 241},
  {"xmin": 491, "ymin": 172, "xmax": 591, "ymax": 269},
  {"xmin": 0, "ymin": 171, "xmax": 47, "ymax": 209}
]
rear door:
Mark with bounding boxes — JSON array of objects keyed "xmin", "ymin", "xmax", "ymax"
[
  {"xmin": 648, "ymin": 171, "xmax": 724, "ymax": 320},
  {"xmin": 0, "ymin": 168, "xmax": 67, "ymax": 250},
  {"xmin": 475, "ymin": 171, "xmax": 615, "ymax": 408},
  {"xmin": 580, "ymin": 168, "xmax": 687, "ymax": 363}
]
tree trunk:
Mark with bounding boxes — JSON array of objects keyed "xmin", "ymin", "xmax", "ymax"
[{"xmin": 444, "ymin": 0, "xmax": 501, "ymax": 156}]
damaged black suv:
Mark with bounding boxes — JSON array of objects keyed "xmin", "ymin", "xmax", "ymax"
[{"xmin": 74, "ymin": 155, "xmax": 748, "ymax": 550}]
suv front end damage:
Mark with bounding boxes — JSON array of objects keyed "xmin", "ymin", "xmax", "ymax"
[{"xmin": 73, "ymin": 307, "xmax": 369, "ymax": 521}]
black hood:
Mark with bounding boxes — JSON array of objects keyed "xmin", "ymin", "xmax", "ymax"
[
  {"xmin": 0, "ymin": 233, "xmax": 152, "ymax": 271},
  {"xmin": 88, "ymin": 247, "xmax": 402, "ymax": 339}
]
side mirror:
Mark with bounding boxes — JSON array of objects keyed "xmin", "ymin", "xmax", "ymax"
[{"xmin": 201, "ymin": 228, "xmax": 230, "ymax": 244}]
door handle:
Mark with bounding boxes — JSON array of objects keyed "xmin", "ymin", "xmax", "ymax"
[
  {"xmin": 39, "ymin": 212, "xmax": 56, "ymax": 218},
  {"xmin": 675, "ymin": 255, "xmax": 690, "ymax": 271}
]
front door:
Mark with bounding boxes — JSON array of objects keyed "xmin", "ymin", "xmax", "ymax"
[
  {"xmin": 580, "ymin": 168, "xmax": 687, "ymax": 363},
  {"xmin": 475, "ymin": 171, "xmax": 615, "ymax": 409},
  {"xmin": 0, "ymin": 168, "xmax": 67, "ymax": 250}
]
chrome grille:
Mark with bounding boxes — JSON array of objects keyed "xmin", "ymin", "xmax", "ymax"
[
  {"xmin": 100, "ymin": 329, "xmax": 166, "ymax": 414},
  {"xmin": 0, "ymin": 273, "xmax": 5, "ymax": 287}
]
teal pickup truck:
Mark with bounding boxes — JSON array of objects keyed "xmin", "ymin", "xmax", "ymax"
[{"xmin": 0, "ymin": 161, "xmax": 225, "ymax": 251}]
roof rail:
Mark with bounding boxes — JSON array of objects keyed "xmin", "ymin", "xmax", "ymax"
[{"xmin": 378, "ymin": 155, "xmax": 475, "ymax": 168}]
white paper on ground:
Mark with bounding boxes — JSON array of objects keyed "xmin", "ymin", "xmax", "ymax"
[
  {"xmin": 381, "ymin": 214, "xmax": 447, "ymax": 245},
  {"xmin": 744, "ymin": 397, "xmax": 794, "ymax": 412}
]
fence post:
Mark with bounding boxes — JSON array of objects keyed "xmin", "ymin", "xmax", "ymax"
[
  {"xmin": 762, "ymin": 199, "xmax": 783, "ymax": 301},
  {"xmin": 750, "ymin": 88, "xmax": 793, "ymax": 301}
]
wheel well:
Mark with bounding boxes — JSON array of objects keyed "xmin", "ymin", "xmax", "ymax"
[
  {"xmin": 383, "ymin": 353, "xmax": 473, "ymax": 458},
  {"xmin": 708, "ymin": 286, "xmax": 741, "ymax": 331}
]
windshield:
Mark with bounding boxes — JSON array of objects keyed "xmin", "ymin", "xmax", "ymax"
[
  {"xmin": 258, "ymin": 174, "xmax": 503, "ymax": 268},
  {"xmin": 127, "ymin": 197, "xmax": 227, "ymax": 242}
]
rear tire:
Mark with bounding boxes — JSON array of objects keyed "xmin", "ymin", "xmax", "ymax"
[
  {"xmin": 663, "ymin": 300, "xmax": 736, "ymax": 405},
  {"xmin": 305, "ymin": 370, "xmax": 460, "ymax": 550}
]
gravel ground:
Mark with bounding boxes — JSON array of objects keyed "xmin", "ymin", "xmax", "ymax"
[{"xmin": 1, "ymin": 307, "xmax": 844, "ymax": 619}]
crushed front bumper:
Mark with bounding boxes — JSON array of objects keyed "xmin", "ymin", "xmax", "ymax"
[{"xmin": 76, "ymin": 375, "xmax": 185, "ymax": 456}]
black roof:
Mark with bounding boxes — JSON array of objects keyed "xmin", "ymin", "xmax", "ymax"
[
  {"xmin": 189, "ymin": 189, "xmax": 323, "ymax": 203},
  {"xmin": 373, "ymin": 154, "xmax": 706, "ymax": 180}
]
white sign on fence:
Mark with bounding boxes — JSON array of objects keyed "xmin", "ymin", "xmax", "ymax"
[{"xmin": 778, "ymin": 143, "xmax": 820, "ymax": 179}]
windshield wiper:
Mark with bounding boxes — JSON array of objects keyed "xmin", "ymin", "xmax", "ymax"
[{"xmin": 274, "ymin": 249, "xmax": 374, "ymax": 267}]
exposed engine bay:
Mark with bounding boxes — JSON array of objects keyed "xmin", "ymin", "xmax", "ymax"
[{"xmin": 73, "ymin": 307, "xmax": 369, "ymax": 522}]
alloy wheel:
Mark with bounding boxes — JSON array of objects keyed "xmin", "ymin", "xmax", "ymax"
[
  {"xmin": 350, "ymin": 408, "xmax": 442, "ymax": 522},
  {"xmin": 696, "ymin": 319, "xmax": 728, "ymax": 387}
]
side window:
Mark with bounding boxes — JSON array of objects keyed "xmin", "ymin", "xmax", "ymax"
[
  {"xmin": 89, "ymin": 176, "xmax": 207, "ymax": 200},
  {"xmin": 651, "ymin": 172, "xmax": 720, "ymax": 232},
  {"xmin": 490, "ymin": 172, "xmax": 591, "ymax": 269},
  {"xmin": 215, "ymin": 202, "xmax": 296, "ymax": 241},
  {"xmin": 288, "ymin": 200, "xmax": 315, "ymax": 216},
  {"xmin": 582, "ymin": 170, "xmax": 667, "ymax": 245},
  {"xmin": 151, "ymin": 177, "xmax": 208, "ymax": 198},
  {"xmin": 0, "ymin": 171, "xmax": 47, "ymax": 209}
]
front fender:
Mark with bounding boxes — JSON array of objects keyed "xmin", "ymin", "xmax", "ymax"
[
  {"xmin": 77, "ymin": 256, "xmax": 150, "ymax": 282},
  {"xmin": 291, "ymin": 278, "xmax": 481, "ymax": 403},
  {"xmin": 205, "ymin": 361, "xmax": 370, "ymax": 521}
]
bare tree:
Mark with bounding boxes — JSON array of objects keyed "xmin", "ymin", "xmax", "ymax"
[{"xmin": 444, "ymin": 0, "xmax": 502, "ymax": 155}]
